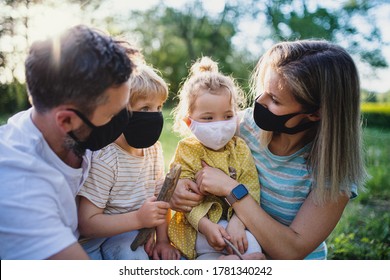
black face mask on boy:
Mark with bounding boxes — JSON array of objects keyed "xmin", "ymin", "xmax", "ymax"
[
  {"xmin": 253, "ymin": 98, "xmax": 319, "ymax": 134},
  {"xmin": 123, "ymin": 111, "xmax": 164, "ymax": 148},
  {"xmin": 67, "ymin": 108, "xmax": 129, "ymax": 151}
]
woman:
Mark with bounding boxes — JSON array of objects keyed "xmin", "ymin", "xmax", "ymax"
[{"xmin": 170, "ymin": 40, "xmax": 367, "ymax": 259}]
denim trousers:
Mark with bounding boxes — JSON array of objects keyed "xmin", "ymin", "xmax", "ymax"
[{"xmin": 81, "ymin": 230, "xmax": 149, "ymax": 260}]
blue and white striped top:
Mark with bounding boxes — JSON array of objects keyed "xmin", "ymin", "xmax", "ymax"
[{"xmin": 239, "ymin": 108, "xmax": 326, "ymax": 259}]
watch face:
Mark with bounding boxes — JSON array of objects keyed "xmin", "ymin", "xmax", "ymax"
[{"xmin": 232, "ymin": 184, "xmax": 248, "ymax": 199}]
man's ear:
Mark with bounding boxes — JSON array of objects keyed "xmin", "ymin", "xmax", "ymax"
[
  {"xmin": 183, "ymin": 116, "xmax": 191, "ymax": 127},
  {"xmin": 55, "ymin": 109, "xmax": 82, "ymax": 134}
]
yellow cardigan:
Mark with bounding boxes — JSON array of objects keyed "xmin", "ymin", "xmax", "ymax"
[{"xmin": 168, "ymin": 136, "xmax": 260, "ymax": 259}]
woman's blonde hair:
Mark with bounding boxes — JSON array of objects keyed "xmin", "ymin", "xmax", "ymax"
[
  {"xmin": 250, "ymin": 40, "xmax": 367, "ymax": 204},
  {"xmin": 172, "ymin": 56, "xmax": 245, "ymax": 136},
  {"xmin": 128, "ymin": 63, "xmax": 168, "ymax": 108}
]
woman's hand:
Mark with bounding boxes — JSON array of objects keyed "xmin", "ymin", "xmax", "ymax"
[
  {"xmin": 170, "ymin": 179, "xmax": 204, "ymax": 212},
  {"xmin": 195, "ymin": 162, "xmax": 237, "ymax": 196}
]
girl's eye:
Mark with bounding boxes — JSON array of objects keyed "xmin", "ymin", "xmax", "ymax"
[
  {"xmin": 225, "ymin": 115, "xmax": 233, "ymax": 120},
  {"xmin": 202, "ymin": 116, "xmax": 213, "ymax": 121},
  {"xmin": 140, "ymin": 107, "xmax": 149, "ymax": 112}
]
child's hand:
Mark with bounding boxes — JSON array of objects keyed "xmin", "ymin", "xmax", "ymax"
[
  {"xmin": 199, "ymin": 218, "xmax": 230, "ymax": 251},
  {"xmin": 226, "ymin": 215, "xmax": 247, "ymax": 254},
  {"xmin": 144, "ymin": 232, "xmax": 156, "ymax": 257},
  {"xmin": 136, "ymin": 197, "xmax": 170, "ymax": 228},
  {"xmin": 152, "ymin": 240, "xmax": 181, "ymax": 260}
]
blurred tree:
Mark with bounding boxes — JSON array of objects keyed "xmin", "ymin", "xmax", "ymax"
[
  {"xmin": 1, "ymin": 0, "xmax": 389, "ymax": 113},
  {"xmin": 0, "ymin": 0, "xmax": 103, "ymax": 113},
  {"xmin": 127, "ymin": 1, "xmax": 255, "ymax": 106},
  {"xmin": 261, "ymin": 0, "xmax": 388, "ymax": 68},
  {"xmin": 124, "ymin": 0, "xmax": 389, "ymax": 105}
]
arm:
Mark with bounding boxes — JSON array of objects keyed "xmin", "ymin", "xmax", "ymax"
[
  {"xmin": 226, "ymin": 214, "xmax": 247, "ymax": 254},
  {"xmin": 47, "ymin": 242, "xmax": 89, "ymax": 260},
  {"xmin": 195, "ymin": 163, "xmax": 349, "ymax": 259},
  {"xmin": 198, "ymin": 217, "xmax": 230, "ymax": 251},
  {"xmin": 78, "ymin": 196, "xmax": 170, "ymax": 238},
  {"xmin": 170, "ymin": 179, "xmax": 203, "ymax": 212},
  {"xmin": 152, "ymin": 209, "xmax": 181, "ymax": 260},
  {"xmin": 169, "ymin": 140, "xmax": 204, "ymax": 212}
]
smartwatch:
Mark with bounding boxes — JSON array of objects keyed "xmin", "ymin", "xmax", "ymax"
[{"xmin": 224, "ymin": 184, "xmax": 248, "ymax": 206}]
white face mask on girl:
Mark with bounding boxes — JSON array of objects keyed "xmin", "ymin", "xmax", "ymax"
[{"xmin": 189, "ymin": 116, "xmax": 237, "ymax": 150}]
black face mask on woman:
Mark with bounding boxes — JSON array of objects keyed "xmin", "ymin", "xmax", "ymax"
[
  {"xmin": 253, "ymin": 99, "xmax": 319, "ymax": 134},
  {"xmin": 123, "ymin": 111, "xmax": 164, "ymax": 148},
  {"xmin": 67, "ymin": 108, "xmax": 129, "ymax": 151}
]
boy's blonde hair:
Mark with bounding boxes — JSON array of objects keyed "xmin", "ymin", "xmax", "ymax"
[
  {"xmin": 172, "ymin": 56, "xmax": 245, "ymax": 136},
  {"xmin": 128, "ymin": 63, "xmax": 168, "ymax": 108}
]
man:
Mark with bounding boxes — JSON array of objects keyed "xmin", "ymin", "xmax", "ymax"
[{"xmin": 0, "ymin": 25, "xmax": 136, "ymax": 259}]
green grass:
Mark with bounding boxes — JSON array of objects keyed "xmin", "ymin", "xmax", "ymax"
[
  {"xmin": 326, "ymin": 126, "xmax": 390, "ymax": 259},
  {"xmin": 360, "ymin": 127, "xmax": 390, "ymax": 201}
]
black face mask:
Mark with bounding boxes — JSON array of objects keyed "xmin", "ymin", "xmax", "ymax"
[
  {"xmin": 67, "ymin": 108, "xmax": 129, "ymax": 151},
  {"xmin": 253, "ymin": 100, "xmax": 318, "ymax": 134},
  {"xmin": 123, "ymin": 111, "xmax": 164, "ymax": 148}
]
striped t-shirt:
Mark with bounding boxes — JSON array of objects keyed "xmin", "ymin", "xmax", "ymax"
[
  {"xmin": 239, "ymin": 108, "xmax": 326, "ymax": 259},
  {"xmin": 78, "ymin": 142, "xmax": 165, "ymax": 215}
]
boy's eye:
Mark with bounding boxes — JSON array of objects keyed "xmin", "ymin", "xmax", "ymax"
[
  {"xmin": 271, "ymin": 96, "xmax": 279, "ymax": 104},
  {"xmin": 201, "ymin": 116, "xmax": 213, "ymax": 121},
  {"xmin": 140, "ymin": 107, "xmax": 149, "ymax": 112},
  {"xmin": 225, "ymin": 115, "xmax": 233, "ymax": 120}
]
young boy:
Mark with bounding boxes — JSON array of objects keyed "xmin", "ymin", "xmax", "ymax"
[{"xmin": 77, "ymin": 62, "xmax": 180, "ymax": 260}]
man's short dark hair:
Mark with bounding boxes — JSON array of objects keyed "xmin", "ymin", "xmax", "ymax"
[{"xmin": 25, "ymin": 25, "xmax": 136, "ymax": 114}]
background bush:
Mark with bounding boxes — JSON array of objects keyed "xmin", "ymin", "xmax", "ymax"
[{"xmin": 361, "ymin": 102, "xmax": 390, "ymax": 129}]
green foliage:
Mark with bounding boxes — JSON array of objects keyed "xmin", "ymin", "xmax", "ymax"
[
  {"xmin": 362, "ymin": 112, "xmax": 390, "ymax": 129},
  {"xmin": 0, "ymin": 81, "xmax": 29, "ymax": 114},
  {"xmin": 128, "ymin": 3, "xmax": 254, "ymax": 107},
  {"xmin": 160, "ymin": 107, "xmax": 181, "ymax": 170},
  {"xmin": 263, "ymin": 0, "xmax": 388, "ymax": 68},
  {"xmin": 327, "ymin": 127, "xmax": 390, "ymax": 259},
  {"xmin": 361, "ymin": 102, "xmax": 390, "ymax": 128},
  {"xmin": 327, "ymin": 202, "xmax": 390, "ymax": 260},
  {"xmin": 359, "ymin": 128, "xmax": 390, "ymax": 201}
]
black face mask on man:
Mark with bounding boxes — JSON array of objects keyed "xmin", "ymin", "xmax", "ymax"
[
  {"xmin": 67, "ymin": 108, "xmax": 129, "ymax": 151},
  {"xmin": 123, "ymin": 111, "xmax": 164, "ymax": 148},
  {"xmin": 253, "ymin": 98, "xmax": 319, "ymax": 134}
]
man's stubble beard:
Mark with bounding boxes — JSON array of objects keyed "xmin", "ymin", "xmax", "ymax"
[{"xmin": 63, "ymin": 126, "xmax": 88, "ymax": 158}]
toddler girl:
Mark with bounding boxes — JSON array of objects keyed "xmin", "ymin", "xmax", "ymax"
[{"xmin": 168, "ymin": 57, "xmax": 261, "ymax": 259}]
